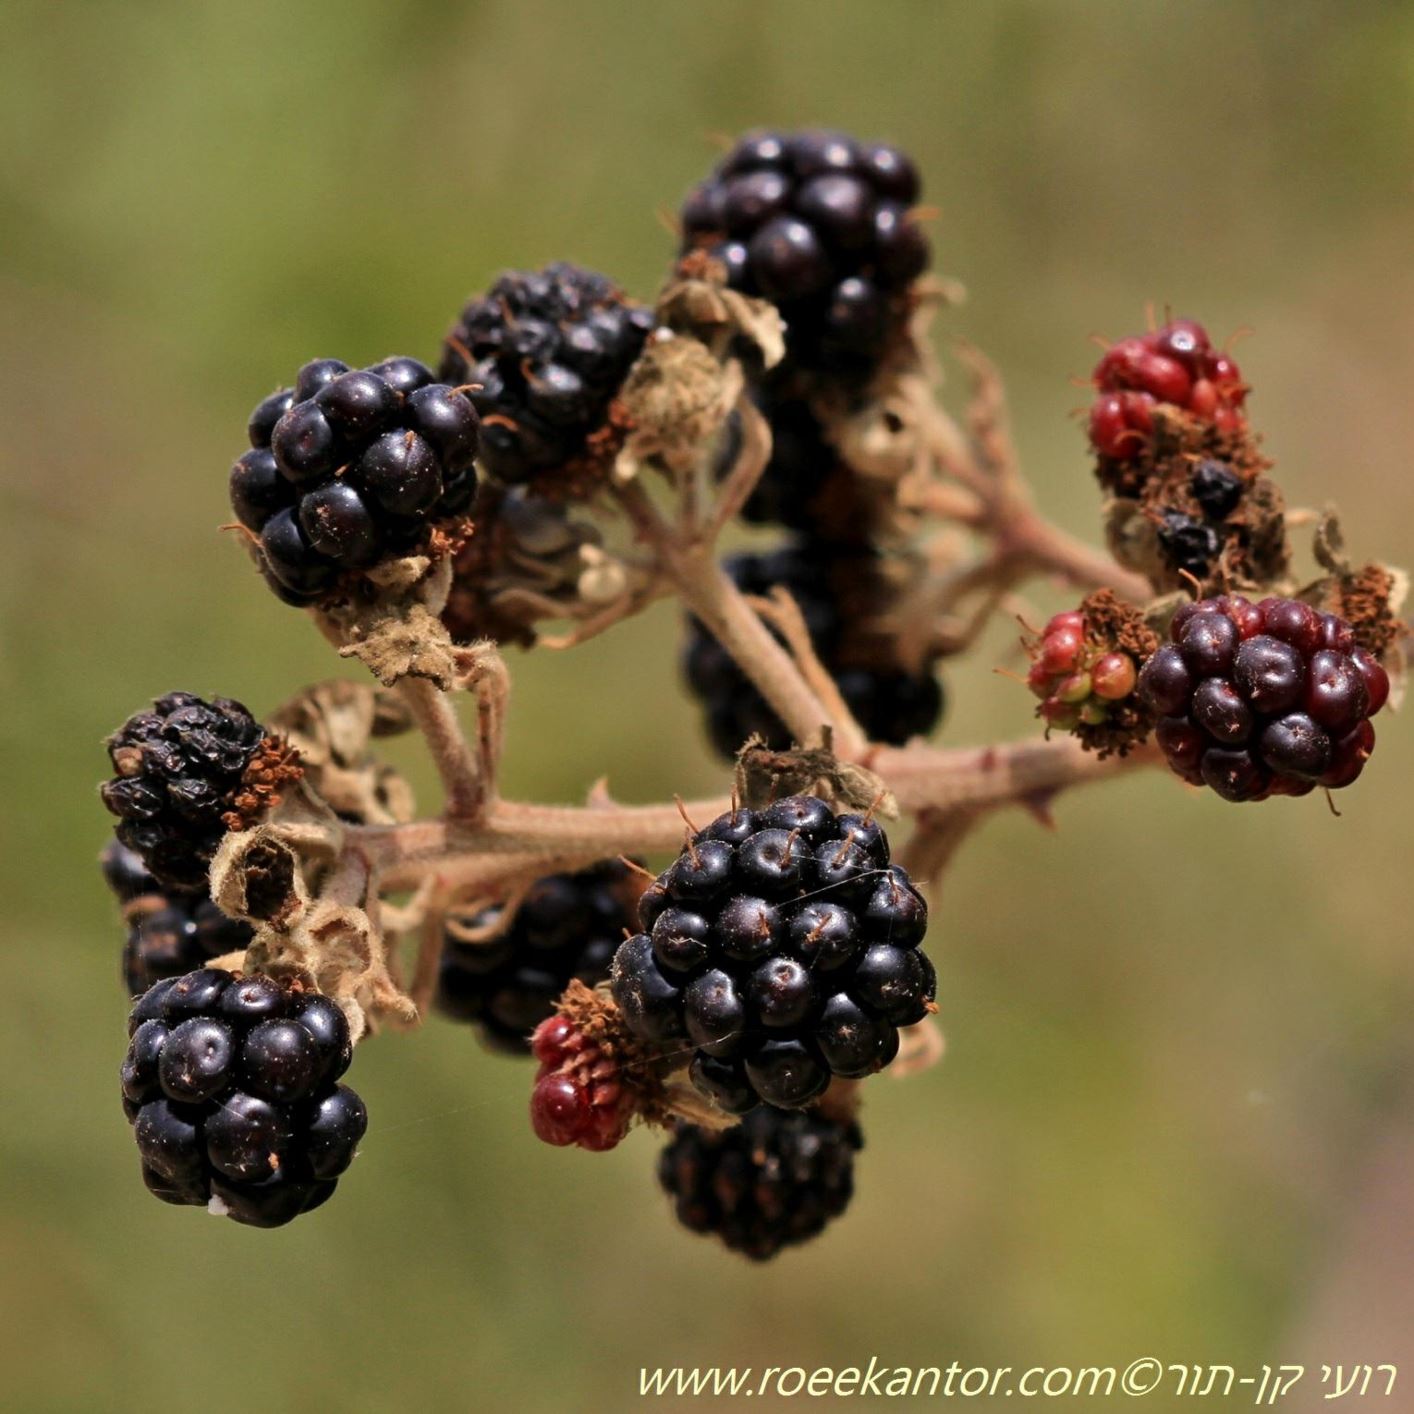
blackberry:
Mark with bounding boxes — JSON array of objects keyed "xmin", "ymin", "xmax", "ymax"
[
  {"xmin": 1190, "ymin": 458, "xmax": 1245, "ymax": 520},
  {"xmin": 102, "ymin": 841, "xmax": 253, "ymax": 996},
  {"xmin": 1022, "ymin": 593, "xmax": 1156, "ymax": 756},
  {"xmin": 100, "ymin": 693, "xmax": 283, "ymax": 891},
  {"xmin": 439, "ymin": 262, "xmax": 654, "ymax": 486},
  {"xmin": 121, "ymin": 967, "xmax": 366, "ymax": 1227},
  {"xmin": 679, "ymin": 129, "xmax": 930, "ymax": 382},
  {"xmin": 682, "ymin": 543, "xmax": 943, "ymax": 758},
  {"xmin": 610, "ymin": 798, "xmax": 932, "ymax": 1111},
  {"xmin": 232, "ymin": 357, "xmax": 479, "ymax": 605},
  {"xmin": 1155, "ymin": 512, "xmax": 1223, "ymax": 581},
  {"xmin": 1138, "ymin": 596, "xmax": 1389, "ymax": 801},
  {"xmin": 1087, "ymin": 318, "xmax": 1246, "ymax": 466},
  {"xmin": 436, "ymin": 860, "xmax": 645, "ymax": 1055},
  {"xmin": 657, "ymin": 1106, "xmax": 862, "ymax": 1260}
]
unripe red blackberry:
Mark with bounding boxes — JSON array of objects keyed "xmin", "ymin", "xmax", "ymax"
[
  {"xmin": 122, "ymin": 968, "xmax": 366, "ymax": 1227},
  {"xmin": 439, "ymin": 262, "xmax": 653, "ymax": 488},
  {"xmin": 1087, "ymin": 319, "xmax": 1247, "ymax": 466},
  {"xmin": 610, "ymin": 798, "xmax": 931, "ymax": 1111},
  {"xmin": 100, "ymin": 693, "xmax": 296, "ymax": 891},
  {"xmin": 233, "ymin": 357, "xmax": 479, "ymax": 605},
  {"xmin": 679, "ymin": 129, "xmax": 930, "ymax": 383},
  {"xmin": 683, "ymin": 542, "xmax": 944, "ymax": 758},
  {"xmin": 657, "ymin": 1106, "xmax": 863, "ymax": 1260},
  {"xmin": 1022, "ymin": 590, "xmax": 1157, "ymax": 756},
  {"xmin": 1138, "ymin": 596, "xmax": 1389, "ymax": 801},
  {"xmin": 436, "ymin": 860, "xmax": 645, "ymax": 1055}
]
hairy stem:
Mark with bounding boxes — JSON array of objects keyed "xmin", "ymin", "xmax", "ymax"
[{"xmin": 396, "ymin": 677, "xmax": 486, "ymax": 821}]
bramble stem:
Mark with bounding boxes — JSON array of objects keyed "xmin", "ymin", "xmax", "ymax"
[
  {"xmin": 395, "ymin": 677, "xmax": 486, "ymax": 822},
  {"xmin": 356, "ymin": 737, "xmax": 1158, "ymax": 899},
  {"xmin": 614, "ymin": 479, "xmax": 846, "ymax": 750}
]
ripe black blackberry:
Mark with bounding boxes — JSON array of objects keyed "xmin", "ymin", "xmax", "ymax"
[
  {"xmin": 436, "ymin": 860, "xmax": 644, "ymax": 1055},
  {"xmin": 232, "ymin": 356, "xmax": 479, "ymax": 605},
  {"xmin": 100, "ymin": 692, "xmax": 284, "ymax": 891},
  {"xmin": 1138, "ymin": 595, "xmax": 1390, "ymax": 802},
  {"xmin": 439, "ymin": 262, "xmax": 654, "ymax": 487},
  {"xmin": 102, "ymin": 841, "xmax": 253, "ymax": 996},
  {"xmin": 682, "ymin": 543, "xmax": 943, "ymax": 758},
  {"xmin": 657, "ymin": 1106, "xmax": 862, "ymax": 1260},
  {"xmin": 679, "ymin": 129, "xmax": 930, "ymax": 382},
  {"xmin": 611, "ymin": 797, "xmax": 933, "ymax": 1111},
  {"xmin": 122, "ymin": 967, "xmax": 366, "ymax": 1227}
]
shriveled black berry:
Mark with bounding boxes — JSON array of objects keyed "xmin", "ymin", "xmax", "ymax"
[
  {"xmin": 436, "ymin": 860, "xmax": 643, "ymax": 1054},
  {"xmin": 120, "ymin": 967, "xmax": 366, "ymax": 1227},
  {"xmin": 1190, "ymin": 459, "xmax": 1245, "ymax": 519},
  {"xmin": 233, "ymin": 356, "xmax": 478, "ymax": 602},
  {"xmin": 101, "ymin": 694, "xmax": 271, "ymax": 891},
  {"xmin": 611, "ymin": 798, "xmax": 931, "ymax": 1110},
  {"xmin": 657, "ymin": 1106, "xmax": 862, "ymax": 1260},
  {"xmin": 1146, "ymin": 596, "xmax": 1386, "ymax": 801},
  {"xmin": 439, "ymin": 262, "xmax": 652, "ymax": 486},
  {"xmin": 1157, "ymin": 512, "xmax": 1221, "ymax": 579}
]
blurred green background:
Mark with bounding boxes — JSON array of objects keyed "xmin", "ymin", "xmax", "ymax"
[{"xmin": 2, "ymin": 1, "xmax": 1412, "ymax": 1409}]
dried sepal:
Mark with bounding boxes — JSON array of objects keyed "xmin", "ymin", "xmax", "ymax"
[
  {"xmin": 657, "ymin": 250, "xmax": 786, "ymax": 369},
  {"xmin": 317, "ymin": 556, "xmax": 461, "ymax": 688},
  {"xmin": 208, "ymin": 779, "xmax": 343, "ymax": 928},
  {"xmin": 441, "ymin": 481, "xmax": 643, "ymax": 647},
  {"xmin": 618, "ymin": 334, "xmax": 739, "ymax": 476},
  {"xmin": 734, "ymin": 736, "xmax": 897, "ymax": 817},
  {"xmin": 264, "ymin": 680, "xmax": 415, "ymax": 827}
]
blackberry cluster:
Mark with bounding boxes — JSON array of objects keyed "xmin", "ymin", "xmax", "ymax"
[
  {"xmin": 657, "ymin": 1106, "xmax": 862, "ymax": 1261},
  {"xmin": 436, "ymin": 860, "xmax": 644, "ymax": 1055},
  {"xmin": 1138, "ymin": 596, "xmax": 1390, "ymax": 802},
  {"xmin": 122, "ymin": 967, "xmax": 366, "ymax": 1227},
  {"xmin": 101, "ymin": 692, "xmax": 270, "ymax": 891},
  {"xmin": 1154, "ymin": 457, "xmax": 1248, "ymax": 580},
  {"xmin": 680, "ymin": 129, "xmax": 930, "ymax": 382},
  {"xmin": 439, "ymin": 262, "xmax": 655, "ymax": 486},
  {"xmin": 1088, "ymin": 318, "xmax": 1246, "ymax": 468},
  {"xmin": 683, "ymin": 543, "xmax": 943, "ymax": 759},
  {"xmin": 611, "ymin": 797, "xmax": 933, "ymax": 1111},
  {"xmin": 102, "ymin": 841, "xmax": 252, "ymax": 996},
  {"xmin": 232, "ymin": 357, "xmax": 480, "ymax": 605}
]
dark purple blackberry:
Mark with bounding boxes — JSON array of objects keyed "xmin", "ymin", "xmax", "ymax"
[
  {"xmin": 1138, "ymin": 595, "xmax": 1389, "ymax": 802},
  {"xmin": 656, "ymin": 1106, "xmax": 862, "ymax": 1260},
  {"xmin": 679, "ymin": 129, "xmax": 929, "ymax": 382},
  {"xmin": 682, "ymin": 542, "xmax": 944, "ymax": 759},
  {"xmin": 232, "ymin": 357, "xmax": 479, "ymax": 605},
  {"xmin": 121, "ymin": 967, "xmax": 366, "ymax": 1227},
  {"xmin": 100, "ymin": 693, "xmax": 275, "ymax": 891},
  {"xmin": 436, "ymin": 860, "xmax": 645, "ymax": 1054},
  {"xmin": 438, "ymin": 262, "xmax": 654, "ymax": 486},
  {"xmin": 611, "ymin": 798, "xmax": 931, "ymax": 1110}
]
